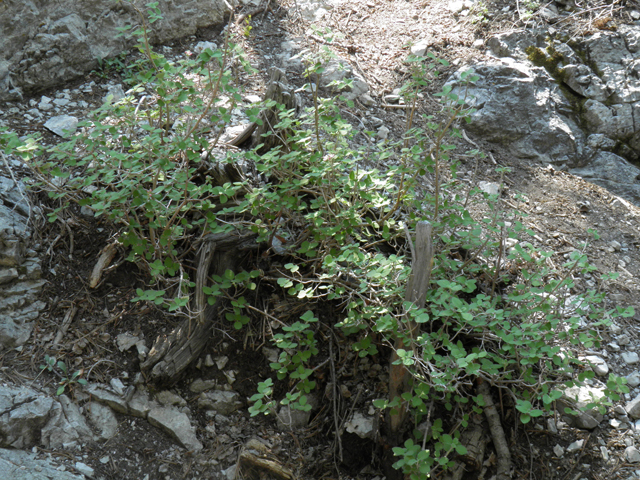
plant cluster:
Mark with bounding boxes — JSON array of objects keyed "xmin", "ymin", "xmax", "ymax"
[
  {"xmin": 2, "ymin": 3, "xmax": 633, "ymax": 478},
  {"xmin": 39, "ymin": 355, "xmax": 88, "ymax": 396}
]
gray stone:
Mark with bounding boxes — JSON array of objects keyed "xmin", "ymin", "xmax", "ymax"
[
  {"xmin": 622, "ymin": 352, "xmax": 640, "ymax": 365},
  {"xmin": 567, "ymin": 439, "xmax": 584, "ymax": 453},
  {"xmin": 445, "ymin": 58, "xmax": 584, "ymax": 166},
  {"xmin": 197, "ymin": 390, "xmax": 242, "ymax": 415},
  {"xmin": 84, "ymin": 383, "xmax": 129, "ymax": 414},
  {"xmin": 215, "ymin": 355, "xmax": 229, "ymax": 370},
  {"xmin": 190, "ymin": 378, "xmax": 216, "ymax": 393},
  {"xmin": 626, "ymin": 394, "xmax": 640, "ymax": 419},
  {"xmin": 318, "ymin": 57, "xmax": 369, "ymax": 98},
  {"xmin": 553, "ymin": 444, "xmax": 565, "ymax": 457},
  {"xmin": 558, "ymin": 385, "xmax": 606, "ymax": 430},
  {"xmin": 377, "ymin": 126, "xmax": 390, "ymax": 140},
  {"xmin": 147, "ymin": 407, "xmax": 203, "ymax": 451},
  {"xmin": 262, "ymin": 347, "xmax": 279, "ymax": 363},
  {"xmin": 41, "ymin": 395, "xmax": 95, "ymax": 449},
  {"xmin": 0, "ymin": 448, "xmax": 84, "ymax": 479},
  {"xmin": 155, "ymin": 390, "xmax": 187, "ymax": 407},
  {"xmin": 74, "ymin": 462, "xmax": 94, "ymax": 478},
  {"xmin": 116, "ymin": 333, "xmax": 140, "ymax": 352},
  {"xmin": 127, "ymin": 390, "xmax": 158, "ymax": 418},
  {"xmin": 109, "ymin": 378, "xmax": 126, "ymax": 396},
  {"xmin": 0, "ymin": 386, "xmax": 55, "ymax": 448},
  {"xmin": 86, "ymin": 402, "xmax": 118, "ymax": 440},
  {"xmin": 44, "ymin": 115, "xmax": 78, "ymax": 137},
  {"xmin": 628, "ymin": 372, "xmax": 640, "ymax": 388},
  {"xmin": 562, "ymin": 64, "xmax": 610, "ymax": 102},
  {"xmin": 584, "ymin": 355, "xmax": 609, "ymax": 377},
  {"xmin": 276, "ymin": 405, "xmax": 311, "ymax": 430},
  {"xmin": 0, "ymin": 0, "xmax": 235, "ymax": 101},
  {"xmin": 626, "ymin": 445, "xmax": 640, "ymax": 463},
  {"xmin": 572, "ymin": 152, "xmax": 640, "ymax": 204}
]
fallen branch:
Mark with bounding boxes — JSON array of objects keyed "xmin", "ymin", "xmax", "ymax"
[{"xmin": 478, "ymin": 380, "xmax": 512, "ymax": 480}]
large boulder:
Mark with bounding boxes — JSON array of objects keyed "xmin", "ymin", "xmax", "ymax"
[
  {"xmin": 0, "ymin": 0, "xmax": 235, "ymax": 101},
  {"xmin": 445, "ymin": 57, "xmax": 585, "ymax": 165}
]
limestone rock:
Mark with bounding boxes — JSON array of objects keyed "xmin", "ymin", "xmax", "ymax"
[
  {"xmin": 148, "ymin": 407, "xmax": 203, "ymax": 451},
  {"xmin": 86, "ymin": 402, "xmax": 118, "ymax": 440},
  {"xmin": 0, "ymin": 0, "xmax": 235, "ymax": 101},
  {"xmin": 0, "ymin": 386, "xmax": 55, "ymax": 448},
  {"xmin": 197, "ymin": 390, "xmax": 243, "ymax": 415},
  {"xmin": 558, "ymin": 385, "xmax": 606, "ymax": 430},
  {"xmin": 0, "ymin": 448, "xmax": 84, "ymax": 480},
  {"xmin": 445, "ymin": 58, "xmax": 584, "ymax": 166},
  {"xmin": 41, "ymin": 395, "xmax": 95, "ymax": 449}
]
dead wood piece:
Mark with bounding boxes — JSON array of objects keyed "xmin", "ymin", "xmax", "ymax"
[
  {"xmin": 388, "ymin": 221, "xmax": 434, "ymax": 437},
  {"xmin": 89, "ymin": 243, "xmax": 118, "ymax": 288},
  {"xmin": 478, "ymin": 381, "xmax": 512, "ymax": 480},
  {"xmin": 445, "ymin": 416, "xmax": 486, "ymax": 480},
  {"xmin": 227, "ymin": 67, "xmax": 298, "ymax": 153},
  {"xmin": 236, "ymin": 438, "xmax": 293, "ymax": 480},
  {"xmin": 53, "ymin": 305, "xmax": 78, "ymax": 346},
  {"xmin": 141, "ymin": 231, "xmax": 258, "ymax": 385}
]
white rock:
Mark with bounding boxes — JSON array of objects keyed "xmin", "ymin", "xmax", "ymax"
[
  {"xmin": 553, "ymin": 444, "xmax": 564, "ymax": 457},
  {"xmin": 75, "ymin": 462, "xmax": 94, "ymax": 477},
  {"xmin": 116, "ymin": 333, "xmax": 140, "ymax": 352},
  {"xmin": 626, "ymin": 445, "xmax": 640, "ymax": 463},
  {"xmin": 44, "ymin": 115, "xmax": 78, "ymax": 137},
  {"xmin": 103, "ymin": 84, "xmax": 126, "ymax": 104},
  {"xmin": 585, "ymin": 355, "xmax": 609, "ymax": 376},
  {"xmin": 193, "ymin": 41, "xmax": 217, "ymax": 54},
  {"xmin": 411, "ymin": 38, "xmax": 431, "ymax": 57},
  {"xmin": 216, "ymin": 356, "xmax": 229, "ymax": 370},
  {"xmin": 566, "ymin": 439, "xmax": 584, "ymax": 453},
  {"xmin": 478, "ymin": 181, "xmax": 500, "ymax": 196},
  {"xmin": 608, "ymin": 342, "xmax": 621, "ymax": 352},
  {"xmin": 377, "ymin": 126, "xmax": 390, "ymax": 140},
  {"xmin": 622, "ymin": 352, "xmax": 640, "ymax": 365},
  {"xmin": 345, "ymin": 412, "xmax": 375, "ymax": 439}
]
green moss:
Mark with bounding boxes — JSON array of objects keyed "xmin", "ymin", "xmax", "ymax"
[
  {"xmin": 525, "ymin": 45, "xmax": 565, "ymax": 80},
  {"xmin": 525, "ymin": 45, "xmax": 587, "ymax": 114}
]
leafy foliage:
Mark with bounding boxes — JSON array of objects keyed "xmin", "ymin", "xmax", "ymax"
[{"xmin": 1, "ymin": 4, "xmax": 633, "ymax": 478}]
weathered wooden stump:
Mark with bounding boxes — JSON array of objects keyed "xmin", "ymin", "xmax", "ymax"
[{"xmin": 141, "ymin": 230, "xmax": 258, "ymax": 385}]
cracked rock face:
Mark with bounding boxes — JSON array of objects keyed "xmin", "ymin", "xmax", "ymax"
[
  {"xmin": 449, "ymin": 24, "xmax": 640, "ymax": 206},
  {"xmin": 0, "ymin": 0, "xmax": 236, "ymax": 101},
  {"xmin": 0, "ymin": 176, "xmax": 45, "ymax": 349},
  {"xmin": 445, "ymin": 57, "xmax": 585, "ymax": 165}
]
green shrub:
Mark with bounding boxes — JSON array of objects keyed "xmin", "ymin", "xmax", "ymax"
[{"xmin": 2, "ymin": 5, "xmax": 632, "ymax": 479}]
